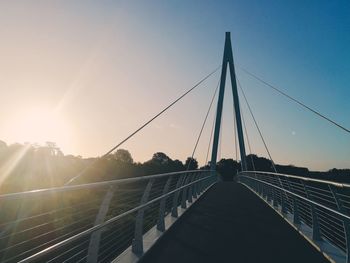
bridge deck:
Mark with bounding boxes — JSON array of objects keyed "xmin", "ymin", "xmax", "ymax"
[{"xmin": 139, "ymin": 182, "xmax": 330, "ymax": 263}]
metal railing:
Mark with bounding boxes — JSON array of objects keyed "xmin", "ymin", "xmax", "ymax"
[
  {"xmin": 0, "ymin": 170, "xmax": 217, "ymax": 263},
  {"xmin": 238, "ymin": 171, "xmax": 350, "ymax": 263}
]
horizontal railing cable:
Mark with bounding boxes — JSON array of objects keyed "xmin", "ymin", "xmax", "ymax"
[
  {"xmin": 17, "ymin": 174, "xmax": 214, "ymax": 262},
  {"xmin": 1, "ymin": 170, "xmax": 217, "ymax": 263},
  {"xmin": 239, "ymin": 172, "xmax": 350, "ymax": 219},
  {"xmin": 238, "ymin": 170, "xmax": 350, "ymax": 263},
  {"xmin": 247, "ymin": 170, "xmax": 350, "ymax": 188},
  {"xmin": 0, "ymin": 170, "xmax": 207, "ymax": 201}
]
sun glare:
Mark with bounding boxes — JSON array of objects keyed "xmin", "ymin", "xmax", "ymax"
[{"xmin": 10, "ymin": 107, "xmax": 72, "ymax": 150}]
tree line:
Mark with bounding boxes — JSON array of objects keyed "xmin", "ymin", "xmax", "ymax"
[{"xmin": 0, "ymin": 140, "xmax": 349, "ymax": 194}]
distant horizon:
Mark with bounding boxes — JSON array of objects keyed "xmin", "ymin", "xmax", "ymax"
[{"xmin": 1, "ymin": 139, "xmax": 348, "ymax": 173}]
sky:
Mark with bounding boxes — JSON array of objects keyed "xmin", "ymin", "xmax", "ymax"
[{"xmin": 0, "ymin": 0, "xmax": 349, "ymax": 171}]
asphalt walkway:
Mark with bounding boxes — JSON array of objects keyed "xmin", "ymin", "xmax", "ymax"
[{"xmin": 140, "ymin": 182, "xmax": 330, "ymax": 263}]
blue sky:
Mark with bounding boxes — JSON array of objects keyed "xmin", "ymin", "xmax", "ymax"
[{"xmin": 0, "ymin": 0, "xmax": 349, "ymax": 170}]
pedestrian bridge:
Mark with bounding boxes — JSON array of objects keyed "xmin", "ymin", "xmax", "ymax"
[
  {"xmin": 1, "ymin": 32, "xmax": 349, "ymax": 263},
  {"xmin": 1, "ymin": 170, "xmax": 349, "ymax": 263},
  {"xmin": 139, "ymin": 181, "xmax": 330, "ymax": 263}
]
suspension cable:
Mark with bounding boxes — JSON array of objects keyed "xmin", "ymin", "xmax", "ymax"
[
  {"xmin": 233, "ymin": 110, "xmax": 238, "ymax": 163},
  {"xmin": 239, "ymin": 67, "xmax": 350, "ymax": 134},
  {"xmin": 205, "ymin": 114, "xmax": 215, "ymax": 166},
  {"xmin": 240, "ymin": 108, "xmax": 256, "ymax": 172},
  {"xmin": 233, "ymin": 112, "xmax": 242, "ymax": 173},
  {"xmin": 66, "ymin": 66, "xmax": 221, "ymax": 185},
  {"xmin": 187, "ymin": 79, "xmax": 220, "ymax": 170},
  {"xmin": 237, "ymin": 79, "xmax": 277, "ymax": 173},
  {"xmin": 218, "ymin": 113, "xmax": 223, "ymax": 161}
]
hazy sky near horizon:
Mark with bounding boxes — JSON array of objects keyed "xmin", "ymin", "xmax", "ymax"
[{"xmin": 0, "ymin": 0, "xmax": 349, "ymax": 171}]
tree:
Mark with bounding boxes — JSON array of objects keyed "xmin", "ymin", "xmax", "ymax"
[
  {"xmin": 151, "ymin": 152, "xmax": 172, "ymax": 165},
  {"xmin": 170, "ymin": 159, "xmax": 185, "ymax": 171},
  {"xmin": 114, "ymin": 149, "xmax": 133, "ymax": 164},
  {"xmin": 0, "ymin": 140, "xmax": 7, "ymax": 149},
  {"xmin": 217, "ymin": 158, "xmax": 240, "ymax": 181},
  {"xmin": 45, "ymin": 141, "xmax": 64, "ymax": 156},
  {"xmin": 247, "ymin": 155, "xmax": 274, "ymax": 172},
  {"xmin": 0, "ymin": 140, "xmax": 7, "ymax": 157},
  {"xmin": 185, "ymin": 157, "xmax": 198, "ymax": 170}
]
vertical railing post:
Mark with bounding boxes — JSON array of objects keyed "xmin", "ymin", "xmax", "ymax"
[
  {"xmin": 280, "ymin": 189, "xmax": 287, "ymax": 214},
  {"xmin": 272, "ymin": 188, "xmax": 278, "ymax": 207},
  {"xmin": 254, "ymin": 179, "xmax": 259, "ymax": 193},
  {"xmin": 202, "ymin": 175, "xmax": 208, "ymax": 191},
  {"xmin": 192, "ymin": 173, "xmax": 199, "ymax": 199},
  {"xmin": 187, "ymin": 173, "xmax": 196, "ymax": 203},
  {"xmin": 202, "ymin": 174, "xmax": 207, "ymax": 192},
  {"xmin": 132, "ymin": 178, "xmax": 154, "ymax": 256},
  {"xmin": 344, "ymin": 223, "xmax": 350, "ymax": 263},
  {"xmin": 262, "ymin": 183, "xmax": 266, "ymax": 199},
  {"xmin": 203, "ymin": 175, "xmax": 209, "ymax": 191},
  {"xmin": 287, "ymin": 179, "xmax": 300, "ymax": 225},
  {"xmin": 87, "ymin": 186, "xmax": 115, "ymax": 263},
  {"xmin": 181, "ymin": 174, "xmax": 191, "ymax": 208},
  {"xmin": 278, "ymin": 177, "xmax": 288, "ymax": 214},
  {"xmin": 171, "ymin": 173, "xmax": 186, "ymax": 217},
  {"xmin": 292, "ymin": 198, "xmax": 300, "ymax": 225},
  {"xmin": 197, "ymin": 174, "xmax": 203, "ymax": 194},
  {"xmin": 302, "ymin": 182, "xmax": 321, "ymax": 241},
  {"xmin": 198, "ymin": 172, "xmax": 204, "ymax": 195},
  {"xmin": 205, "ymin": 175, "xmax": 209, "ymax": 189},
  {"xmin": 266, "ymin": 184, "xmax": 272, "ymax": 203},
  {"xmin": 268, "ymin": 188, "xmax": 272, "ymax": 203},
  {"xmin": 157, "ymin": 176, "xmax": 172, "ymax": 232},
  {"xmin": 257, "ymin": 177, "xmax": 262, "ymax": 196},
  {"xmin": 330, "ymin": 185, "xmax": 350, "ymax": 263},
  {"xmin": 259, "ymin": 175, "xmax": 264, "ymax": 196},
  {"xmin": 270, "ymin": 177, "xmax": 278, "ymax": 207},
  {"xmin": 293, "ymin": 200, "xmax": 300, "ymax": 225}
]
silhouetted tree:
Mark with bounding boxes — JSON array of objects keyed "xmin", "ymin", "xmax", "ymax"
[
  {"xmin": 217, "ymin": 158, "xmax": 240, "ymax": 181},
  {"xmin": 247, "ymin": 155, "xmax": 274, "ymax": 172},
  {"xmin": 185, "ymin": 157, "xmax": 198, "ymax": 170},
  {"xmin": 0, "ymin": 139, "xmax": 349, "ymax": 193},
  {"xmin": 170, "ymin": 159, "xmax": 185, "ymax": 171},
  {"xmin": 151, "ymin": 152, "xmax": 172, "ymax": 165},
  {"xmin": 113, "ymin": 149, "xmax": 133, "ymax": 164},
  {"xmin": 0, "ymin": 140, "xmax": 7, "ymax": 150}
]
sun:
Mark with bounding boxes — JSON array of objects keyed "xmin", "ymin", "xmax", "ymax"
[{"xmin": 10, "ymin": 107, "xmax": 72, "ymax": 151}]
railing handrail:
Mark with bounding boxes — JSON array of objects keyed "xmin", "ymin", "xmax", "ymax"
[
  {"xmin": 17, "ymin": 174, "xmax": 214, "ymax": 263},
  {"xmin": 239, "ymin": 174, "xmax": 350, "ymax": 221},
  {"xmin": 240, "ymin": 170, "xmax": 350, "ymax": 188},
  {"xmin": 0, "ymin": 169, "xmax": 211, "ymax": 201},
  {"xmin": 238, "ymin": 171, "xmax": 350, "ymax": 263}
]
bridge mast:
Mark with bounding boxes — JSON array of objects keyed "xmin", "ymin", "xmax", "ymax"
[{"xmin": 210, "ymin": 32, "xmax": 247, "ymax": 172}]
